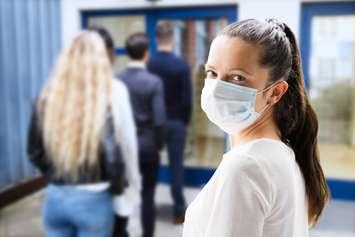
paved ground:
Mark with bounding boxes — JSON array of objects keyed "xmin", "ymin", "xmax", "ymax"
[{"xmin": 0, "ymin": 184, "xmax": 354, "ymax": 237}]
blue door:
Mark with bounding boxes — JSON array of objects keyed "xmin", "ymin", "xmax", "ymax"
[
  {"xmin": 145, "ymin": 7, "xmax": 237, "ymax": 186},
  {"xmin": 82, "ymin": 5, "xmax": 237, "ymax": 187}
]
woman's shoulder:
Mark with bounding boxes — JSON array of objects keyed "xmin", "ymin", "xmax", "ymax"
[
  {"xmin": 221, "ymin": 145, "xmax": 268, "ymax": 184},
  {"xmin": 220, "ymin": 138, "xmax": 295, "ymax": 187},
  {"xmin": 225, "ymin": 138, "xmax": 294, "ymax": 168},
  {"xmin": 109, "ymin": 78, "xmax": 134, "ymax": 126},
  {"xmin": 221, "ymin": 138, "xmax": 297, "ymax": 196},
  {"xmin": 111, "ymin": 78, "xmax": 132, "ymax": 108},
  {"xmin": 217, "ymin": 141, "xmax": 276, "ymax": 209},
  {"xmin": 112, "ymin": 78, "xmax": 129, "ymax": 95}
]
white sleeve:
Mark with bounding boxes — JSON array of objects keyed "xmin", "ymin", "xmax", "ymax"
[
  {"xmin": 204, "ymin": 157, "xmax": 272, "ymax": 237},
  {"xmin": 111, "ymin": 80, "xmax": 141, "ymax": 217}
]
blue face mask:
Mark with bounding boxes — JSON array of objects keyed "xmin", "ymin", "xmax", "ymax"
[{"xmin": 201, "ymin": 79, "xmax": 274, "ymax": 134}]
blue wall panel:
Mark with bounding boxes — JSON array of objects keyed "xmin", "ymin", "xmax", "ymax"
[{"xmin": 0, "ymin": 0, "xmax": 61, "ymax": 189}]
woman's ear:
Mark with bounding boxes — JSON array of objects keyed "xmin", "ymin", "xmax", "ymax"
[{"xmin": 270, "ymin": 80, "xmax": 288, "ymax": 104}]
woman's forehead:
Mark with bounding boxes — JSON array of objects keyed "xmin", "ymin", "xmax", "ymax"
[{"xmin": 207, "ymin": 36, "xmax": 261, "ymax": 73}]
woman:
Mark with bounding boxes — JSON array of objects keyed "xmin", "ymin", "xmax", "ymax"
[
  {"xmin": 183, "ymin": 19, "xmax": 329, "ymax": 237},
  {"xmin": 27, "ymin": 31, "xmax": 140, "ymax": 237}
]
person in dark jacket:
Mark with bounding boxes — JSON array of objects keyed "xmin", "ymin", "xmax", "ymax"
[
  {"xmin": 147, "ymin": 21, "xmax": 192, "ymax": 224},
  {"xmin": 119, "ymin": 32, "xmax": 166, "ymax": 237},
  {"xmin": 27, "ymin": 30, "xmax": 139, "ymax": 237}
]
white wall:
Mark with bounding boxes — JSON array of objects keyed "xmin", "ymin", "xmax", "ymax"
[
  {"xmin": 60, "ymin": 0, "xmax": 350, "ymax": 46},
  {"xmin": 238, "ymin": 0, "xmax": 300, "ymax": 39}
]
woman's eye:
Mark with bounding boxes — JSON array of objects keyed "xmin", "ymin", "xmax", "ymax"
[
  {"xmin": 232, "ymin": 75, "xmax": 246, "ymax": 82},
  {"xmin": 206, "ymin": 70, "xmax": 217, "ymax": 79}
]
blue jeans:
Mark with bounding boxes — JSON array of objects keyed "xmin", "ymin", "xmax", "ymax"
[
  {"xmin": 43, "ymin": 184, "xmax": 114, "ymax": 237},
  {"xmin": 166, "ymin": 120, "xmax": 187, "ymax": 216}
]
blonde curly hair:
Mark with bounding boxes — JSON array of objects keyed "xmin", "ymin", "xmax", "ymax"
[{"xmin": 39, "ymin": 31, "xmax": 112, "ymax": 179}]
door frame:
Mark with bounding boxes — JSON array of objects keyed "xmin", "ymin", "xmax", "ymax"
[
  {"xmin": 81, "ymin": 3, "xmax": 355, "ymax": 201},
  {"xmin": 300, "ymin": 1, "xmax": 355, "ymax": 201},
  {"xmin": 81, "ymin": 5, "xmax": 238, "ymax": 188},
  {"xmin": 81, "ymin": 5, "xmax": 237, "ymax": 55}
]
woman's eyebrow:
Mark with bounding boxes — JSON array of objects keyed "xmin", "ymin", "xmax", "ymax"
[
  {"xmin": 204, "ymin": 64, "xmax": 254, "ymax": 78},
  {"xmin": 229, "ymin": 68, "xmax": 254, "ymax": 77},
  {"xmin": 204, "ymin": 64, "xmax": 216, "ymax": 70}
]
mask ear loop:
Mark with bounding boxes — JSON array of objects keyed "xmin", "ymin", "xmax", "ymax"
[
  {"xmin": 255, "ymin": 80, "xmax": 283, "ymax": 114},
  {"xmin": 256, "ymin": 80, "xmax": 280, "ymax": 95}
]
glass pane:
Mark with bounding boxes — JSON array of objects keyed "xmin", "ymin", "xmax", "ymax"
[
  {"xmin": 113, "ymin": 54, "xmax": 130, "ymax": 75},
  {"xmin": 88, "ymin": 15, "xmax": 145, "ymax": 48},
  {"xmin": 158, "ymin": 18, "xmax": 229, "ymax": 168},
  {"xmin": 309, "ymin": 15, "xmax": 355, "ymax": 180}
]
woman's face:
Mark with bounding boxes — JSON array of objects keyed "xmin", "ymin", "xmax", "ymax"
[{"xmin": 205, "ymin": 35, "xmax": 281, "ymax": 112}]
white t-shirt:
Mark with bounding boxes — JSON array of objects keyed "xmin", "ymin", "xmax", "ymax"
[{"xmin": 183, "ymin": 138, "xmax": 308, "ymax": 237}]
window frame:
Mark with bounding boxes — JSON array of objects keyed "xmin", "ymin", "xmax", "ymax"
[{"xmin": 300, "ymin": 1, "xmax": 355, "ymax": 201}]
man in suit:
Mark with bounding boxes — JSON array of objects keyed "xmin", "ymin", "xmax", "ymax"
[{"xmin": 119, "ymin": 32, "xmax": 166, "ymax": 237}]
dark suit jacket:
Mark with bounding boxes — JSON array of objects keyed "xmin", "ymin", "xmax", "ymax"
[{"xmin": 118, "ymin": 65, "xmax": 166, "ymax": 161}]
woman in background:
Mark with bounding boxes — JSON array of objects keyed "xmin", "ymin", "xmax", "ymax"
[
  {"xmin": 183, "ymin": 19, "xmax": 329, "ymax": 237},
  {"xmin": 27, "ymin": 31, "xmax": 140, "ymax": 237}
]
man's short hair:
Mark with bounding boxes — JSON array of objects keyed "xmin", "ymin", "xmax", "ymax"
[
  {"xmin": 125, "ymin": 32, "xmax": 149, "ymax": 60},
  {"xmin": 88, "ymin": 25, "xmax": 114, "ymax": 50},
  {"xmin": 156, "ymin": 21, "xmax": 173, "ymax": 45}
]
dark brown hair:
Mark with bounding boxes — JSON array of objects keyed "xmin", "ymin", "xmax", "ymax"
[
  {"xmin": 220, "ymin": 19, "xmax": 329, "ymax": 224},
  {"xmin": 125, "ymin": 32, "xmax": 149, "ymax": 60},
  {"xmin": 88, "ymin": 25, "xmax": 114, "ymax": 49}
]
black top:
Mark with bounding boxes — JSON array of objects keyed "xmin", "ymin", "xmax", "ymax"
[
  {"xmin": 27, "ymin": 104, "xmax": 127, "ymax": 194},
  {"xmin": 147, "ymin": 51, "xmax": 192, "ymax": 124}
]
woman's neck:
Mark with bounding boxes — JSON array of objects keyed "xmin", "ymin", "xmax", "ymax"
[{"xmin": 230, "ymin": 109, "xmax": 281, "ymax": 148}]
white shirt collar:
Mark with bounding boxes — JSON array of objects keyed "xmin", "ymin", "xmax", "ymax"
[{"xmin": 127, "ymin": 61, "xmax": 146, "ymax": 69}]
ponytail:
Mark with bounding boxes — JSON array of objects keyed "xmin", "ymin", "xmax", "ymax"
[{"xmin": 274, "ymin": 24, "xmax": 330, "ymax": 224}]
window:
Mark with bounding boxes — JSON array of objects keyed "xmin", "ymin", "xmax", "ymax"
[{"xmin": 302, "ymin": 3, "xmax": 355, "ymax": 185}]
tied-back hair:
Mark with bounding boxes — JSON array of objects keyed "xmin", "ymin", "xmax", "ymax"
[
  {"xmin": 220, "ymin": 19, "xmax": 329, "ymax": 225},
  {"xmin": 39, "ymin": 31, "xmax": 112, "ymax": 179}
]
